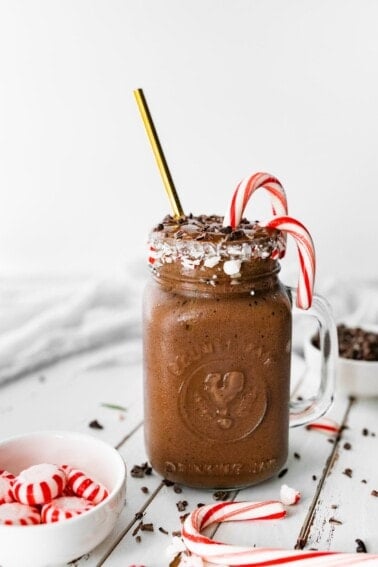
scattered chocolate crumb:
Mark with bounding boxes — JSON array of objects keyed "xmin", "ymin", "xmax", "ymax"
[
  {"xmin": 130, "ymin": 462, "xmax": 153, "ymax": 478},
  {"xmin": 278, "ymin": 468, "xmax": 288, "ymax": 478},
  {"xmin": 343, "ymin": 468, "xmax": 353, "ymax": 478},
  {"xmin": 294, "ymin": 452, "xmax": 301, "ymax": 459},
  {"xmin": 141, "ymin": 486, "xmax": 149, "ymax": 494},
  {"xmin": 213, "ymin": 490, "xmax": 229, "ymax": 501},
  {"xmin": 329, "ymin": 517, "xmax": 343, "ymax": 525},
  {"xmin": 88, "ymin": 419, "xmax": 104, "ymax": 430},
  {"xmin": 331, "ymin": 504, "xmax": 338, "ymax": 509},
  {"xmin": 312, "ymin": 475, "xmax": 317, "ymax": 481},
  {"xmin": 356, "ymin": 539, "xmax": 368, "ymax": 553},
  {"xmin": 172, "ymin": 530, "xmax": 181, "ymax": 537},
  {"xmin": 135, "ymin": 512, "xmax": 144, "ymax": 520},
  {"xmin": 327, "ymin": 438, "xmax": 335, "ymax": 444},
  {"xmin": 372, "ymin": 432, "xmax": 376, "ymax": 437},
  {"xmin": 163, "ymin": 478, "xmax": 174, "ymax": 486},
  {"xmin": 173, "ymin": 484, "xmax": 183, "ymax": 494},
  {"xmin": 141, "ymin": 522, "xmax": 154, "ymax": 532},
  {"xmin": 176, "ymin": 500, "xmax": 188, "ymax": 511},
  {"xmin": 343, "ymin": 442, "xmax": 352, "ymax": 450},
  {"xmin": 371, "ymin": 490, "xmax": 378, "ymax": 497},
  {"xmin": 362, "ymin": 428, "xmax": 369, "ymax": 436},
  {"xmin": 159, "ymin": 527, "xmax": 169, "ymax": 535},
  {"xmin": 197, "ymin": 503, "xmax": 205, "ymax": 507},
  {"xmin": 179, "ymin": 513, "xmax": 190, "ymax": 523},
  {"xmin": 135, "ymin": 535, "xmax": 141, "ymax": 543},
  {"xmin": 361, "ymin": 479, "xmax": 367, "ymax": 484},
  {"xmin": 297, "ymin": 396, "xmax": 303, "ymax": 401}
]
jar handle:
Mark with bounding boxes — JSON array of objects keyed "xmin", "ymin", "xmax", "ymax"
[{"xmin": 288, "ymin": 286, "xmax": 338, "ymax": 427}]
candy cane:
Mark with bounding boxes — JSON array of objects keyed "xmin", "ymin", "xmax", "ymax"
[
  {"xmin": 181, "ymin": 500, "xmax": 378, "ymax": 565},
  {"xmin": 223, "ymin": 172, "xmax": 288, "ymax": 229},
  {"xmin": 306, "ymin": 417, "xmax": 341, "ymax": 437},
  {"xmin": 263, "ymin": 216, "xmax": 315, "ymax": 310}
]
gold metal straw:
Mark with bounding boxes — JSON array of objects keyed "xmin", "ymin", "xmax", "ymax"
[{"xmin": 133, "ymin": 88, "xmax": 185, "ymax": 219}]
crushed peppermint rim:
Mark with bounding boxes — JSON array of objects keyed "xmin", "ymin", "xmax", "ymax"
[{"xmin": 148, "ymin": 214, "xmax": 286, "ymax": 275}]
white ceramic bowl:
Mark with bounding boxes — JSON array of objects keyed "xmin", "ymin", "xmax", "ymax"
[
  {"xmin": 0, "ymin": 430, "xmax": 126, "ymax": 567},
  {"xmin": 304, "ymin": 325, "xmax": 378, "ymax": 397}
]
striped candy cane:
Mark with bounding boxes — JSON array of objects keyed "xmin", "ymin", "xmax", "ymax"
[
  {"xmin": 306, "ymin": 417, "xmax": 341, "ymax": 437},
  {"xmin": 263, "ymin": 216, "xmax": 315, "ymax": 310},
  {"xmin": 223, "ymin": 172, "xmax": 288, "ymax": 229},
  {"xmin": 181, "ymin": 500, "xmax": 378, "ymax": 566}
]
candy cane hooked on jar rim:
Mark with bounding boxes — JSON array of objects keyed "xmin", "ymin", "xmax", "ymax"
[
  {"xmin": 181, "ymin": 500, "xmax": 378, "ymax": 566},
  {"xmin": 222, "ymin": 172, "xmax": 288, "ymax": 229},
  {"xmin": 263, "ymin": 215, "xmax": 315, "ymax": 310}
]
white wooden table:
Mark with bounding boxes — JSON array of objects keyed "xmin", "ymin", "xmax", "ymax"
[{"xmin": 1, "ymin": 335, "xmax": 377, "ymax": 566}]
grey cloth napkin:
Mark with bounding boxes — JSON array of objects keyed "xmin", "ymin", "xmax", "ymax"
[{"xmin": 0, "ymin": 266, "xmax": 146, "ymax": 385}]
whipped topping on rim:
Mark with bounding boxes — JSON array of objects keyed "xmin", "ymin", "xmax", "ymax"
[{"xmin": 148, "ymin": 214, "xmax": 286, "ymax": 275}]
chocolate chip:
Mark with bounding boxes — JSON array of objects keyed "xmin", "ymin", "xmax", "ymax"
[
  {"xmin": 371, "ymin": 490, "xmax": 378, "ymax": 497},
  {"xmin": 141, "ymin": 486, "xmax": 149, "ymax": 494},
  {"xmin": 88, "ymin": 419, "xmax": 104, "ymax": 430},
  {"xmin": 343, "ymin": 468, "xmax": 353, "ymax": 478},
  {"xmin": 356, "ymin": 538, "xmax": 367, "ymax": 553},
  {"xmin": 278, "ymin": 468, "xmax": 288, "ymax": 478},
  {"xmin": 197, "ymin": 503, "xmax": 205, "ymax": 507},
  {"xmin": 362, "ymin": 428, "xmax": 369, "ymax": 436},
  {"xmin": 361, "ymin": 479, "xmax": 367, "ymax": 484},
  {"xmin": 343, "ymin": 442, "xmax": 352, "ymax": 450},
  {"xmin": 135, "ymin": 535, "xmax": 142, "ymax": 543},
  {"xmin": 294, "ymin": 452, "xmax": 301, "ymax": 459},
  {"xmin": 312, "ymin": 475, "xmax": 317, "ymax": 481}
]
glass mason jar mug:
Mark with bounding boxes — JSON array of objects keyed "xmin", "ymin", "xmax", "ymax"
[{"xmin": 143, "ymin": 216, "xmax": 337, "ymax": 489}]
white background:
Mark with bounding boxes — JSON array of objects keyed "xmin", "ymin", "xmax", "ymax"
[{"xmin": 1, "ymin": 0, "xmax": 378, "ymax": 286}]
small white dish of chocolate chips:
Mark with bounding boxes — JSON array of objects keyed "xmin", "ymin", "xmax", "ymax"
[{"xmin": 304, "ymin": 323, "xmax": 378, "ymax": 397}]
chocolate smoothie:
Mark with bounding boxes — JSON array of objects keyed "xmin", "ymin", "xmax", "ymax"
[{"xmin": 143, "ymin": 214, "xmax": 292, "ymax": 489}]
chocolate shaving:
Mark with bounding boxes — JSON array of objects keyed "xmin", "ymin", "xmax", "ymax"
[
  {"xmin": 356, "ymin": 539, "xmax": 367, "ymax": 553},
  {"xmin": 141, "ymin": 522, "xmax": 154, "ymax": 532},
  {"xmin": 88, "ymin": 419, "xmax": 104, "ymax": 430},
  {"xmin": 213, "ymin": 490, "xmax": 229, "ymax": 501},
  {"xmin": 130, "ymin": 462, "xmax": 153, "ymax": 478},
  {"xmin": 176, "ymin": 500, "xmax": 188, "ymax": 512},
  {"xmin": 329, "ymin": 517, "xmax": 343, "ymax": 525},
  {"xmin": 159, "ymin": 527, "xmax": 169, "ymax": 534},
  {"xmin": 313, "ymin": 324, "xmax": 378, "ymax": 361},
  {"xmin": 278, "ymin": 468, "xmax": 288, "ymax": 478}
]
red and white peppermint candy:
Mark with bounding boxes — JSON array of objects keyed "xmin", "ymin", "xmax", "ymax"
[
  {"xmin": 306, "ymin": 417, "xmax": 341, "ymax": 437},
  {"xmin": 223, "ymin": 172, "xmax": 288, "ymax": 229},
  {"xmin": 12, "ymin": 463, "xmax": 66, "ymax": 505},
  {"xmin": 181, "ymin": 500, "xmax": 378, "ymax": 565},
  {"xmin": 0, "ymin": 503, "xmax": 41, "ymax": 525},
  {"xmin": 0, "ymin": 475, "xmax": 15, "ymax": 504},
  {"xmin": 63, "ymin": 467, "xmax": 109, "ymax": 505},
  {"xmin": 263, "ymin": 215, "xmax": 315, "ymax": 310},
  {"xmin": 41, "ymin": 496, "xmax": 94, "ymax": 523}
]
